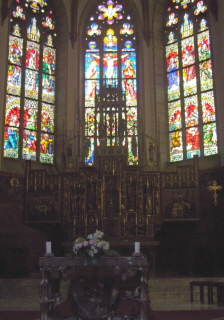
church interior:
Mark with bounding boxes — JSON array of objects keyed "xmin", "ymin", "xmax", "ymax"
[{"xmin": 1, "ymin": 1, "xmax": 224, "ymax": 316}]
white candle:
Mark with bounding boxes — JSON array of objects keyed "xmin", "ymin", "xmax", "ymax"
[
  {"xmin": 135, "ymin": 242, "xmax": 140, "ymax": 253},
  {"xmin": 46, "ymin": 242, "xmax": 52, "ymax": 254}
]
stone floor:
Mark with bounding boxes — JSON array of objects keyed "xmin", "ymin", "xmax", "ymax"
[
  {"xmin": 148, "ymin": 276, "xmax": 224, "ymax": 311},
  {"xmin": 0, "ymin": 274, "xmax": 224, "ymax": 313}
]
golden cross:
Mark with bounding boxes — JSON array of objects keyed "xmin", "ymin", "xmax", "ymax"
[{"xmin": 208, "ymin": 180, "xmax": 223, "ymax": 206}]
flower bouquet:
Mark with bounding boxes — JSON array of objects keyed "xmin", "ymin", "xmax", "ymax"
[{"xmin": 73, "ymin": 230, "xmax": 119, "ymax": 262}]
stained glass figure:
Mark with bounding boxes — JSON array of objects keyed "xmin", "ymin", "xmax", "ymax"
[
  {"xmin": 22, "ymin": 129, "xmax": 37, "ymax": 160},
  {"xmin": 183, "ymin": 65, "xmax": 197, "ymax": 96},
  {"xmin": 42, "ymin": 75, "xmax": 55, "ymax": 103},
  {"xmin": 41, "ymin": 103, "xmax": 54, "ymax": 133},
  {"xmin": 203, "ymin": 123, "xmax": 217, "ymax": 156},
  {"xmin": 201, "ymin": 91, "xmax": 216, "ymax": 123},
  {"xmin": 7, "ymin": 65, "xmax": 22, "ymax": 96},
  {"xmin": 169, "ymin": 101, "xmax": 182, "ymax": 131},
  {"xmin": 25, "ymin": 69, "xmax": 39, "ymax": 99},
  {"xmin": 40, "ymin": 132, "xmax": 54, "ymax": 164},
  {"xmin": 9, "ymin": 36, "xmax": 23, "ymax": 65},
  {"xmin": 184, "ymin": 95, "xmax": 199, "ymax": 127},
  {"xmin": 26, "ymin": 41, "xmax": 40, "ymax": 70},
  {"xmin": 198, "ymin": 31, "xmax": 211, "ymax": 61},
  {"xmin": 4, "ymin": 95, "xmax": 21, "ymax": 159},
  {"xmin": 103, "ymin": 29, "xmax": 117, "ymax": 51},
  {"xmin": 170, "ymin": 131, "xmax": 183, "ymax": 162},
  {"xmin": 186, "ymin": 126, "xmax": 200, "ymax": 158},
  {"xmin": 165, "ymin": 0, "xmax": 217, "ymax": 161},
  {"xmin": 166, "ymin": 43, "xmax": 179, "ymax": 72},
  {"xmin": 24, "ymin": 99, "xmax": 38, "ymax": 130},
  {"xmin": 181, "ymin": 36, "xmax": 195, "ymax": 66},
  {"xmin": 167, "ymin": 71, "xmax": 180, "ymax": 101},
  {"xmin": 199, "ymin": 60, "xmax": 213, "ymax": 92},
  {"xmin": 43, "ymin": 46, "xmax": 56, "ymax": 74}
]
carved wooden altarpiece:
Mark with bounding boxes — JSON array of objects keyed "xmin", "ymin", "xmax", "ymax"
[
  {"xmin": 162, "ymin": 157, "xmax": 199, "ymax": 221},
  {"xmin": 25, "ymin": 162, "xmax": 61, "ymax": 223},
  {"xmin": 62, "ymin": 147, "xmax": 162, "ymax": 241}
]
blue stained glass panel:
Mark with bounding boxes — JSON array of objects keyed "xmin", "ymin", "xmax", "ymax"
[
  {"xmin": 85, "ymin": 53, "xmax": 100, "ymax": 79},
  {"xmin": 167, "ymin": 71, "xmax": 180, "ymax": 101},
  {"xmin": 7, "ymin": 65, "xmax": 22, "ymax": 96}
]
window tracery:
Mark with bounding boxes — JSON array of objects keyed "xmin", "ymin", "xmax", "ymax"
[
  {"xmin": 4, "ymin": 0, "xmax": 56, "ymax": 164},
  {"xmin": 84, "ymin": 0, "xmax": 138, "ymax": 166},
  {"xmin": 165, "ymin": 0, "xmax": 217, "ymax": 162}
]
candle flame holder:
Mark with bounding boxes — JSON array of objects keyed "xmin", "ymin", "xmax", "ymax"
[
  {"xmin": 44, "ymin": 253, "xmax": 54, "ymax": 257},
  {"xmin": 132, "ymin": 252, "xmax": 144, "ymax": 257}
]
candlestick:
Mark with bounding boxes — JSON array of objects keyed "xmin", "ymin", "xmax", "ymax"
[
  {"xmin": 46, "ymin": 242, "xmax": 52, "ymax": 254},
  {"xmin": 135, "ymin": 242, "xmax": 140, "ymax": 253},
  {"xmin": 132, "ymin": 241, "xmax": 143, "ymax": 257}
]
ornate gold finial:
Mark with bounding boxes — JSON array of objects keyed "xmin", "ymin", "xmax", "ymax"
[{"xmin": 208, "ymin": 180, "xmax": 222, "ymax": 206}]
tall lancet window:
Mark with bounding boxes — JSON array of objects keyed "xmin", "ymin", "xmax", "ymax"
[
  {"xmin": 84, "ymin": 0, "xmax": 138, "ymax": 166},
  {"xmin": 4, "ymin": 0, "xmax": 56, "ymax": 164},
  {"xmin": 165, "ymin": 0, "xmax": 218, "ymax": 162}
]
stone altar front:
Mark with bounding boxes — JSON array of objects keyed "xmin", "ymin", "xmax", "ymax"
[{"xmin": 39, "ymin": 256, "xmax": 154, "ymax": 320}]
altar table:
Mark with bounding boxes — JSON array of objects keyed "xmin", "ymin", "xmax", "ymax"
[{"xmin": 39, "ymin": 256, "xmax": 153, "ymax": 320}]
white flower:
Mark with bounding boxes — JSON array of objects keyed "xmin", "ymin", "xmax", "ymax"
[
  {"xmin": 89, "ymin": 250, "xmax": 94, "ymax": 257},
  {"xmin": 74, "ymin": 243, "xmax": 80, "ymax": 250},
  {"xmin": 73, "ymin": 230, "xmax": 112, "ymax": 258},
  {"xmin": 94, "ymin": 230, "xmax": 104, "ymax": 239},
  {"xmin": 102, "ymin": 242, "xmax": 109, "ymax": 251}
]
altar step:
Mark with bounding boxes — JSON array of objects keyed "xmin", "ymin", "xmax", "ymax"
[{"xmin": 0, "ymin": 275, "xmax": 224, "ymax": 311}]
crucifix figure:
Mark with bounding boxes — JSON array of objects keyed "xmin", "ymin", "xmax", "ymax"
[{"xmin": 208, "ymin": 180, "xmax": 223, "ymax": 206}]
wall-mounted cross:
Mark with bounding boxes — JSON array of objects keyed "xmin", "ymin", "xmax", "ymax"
[{"xmin": 208, "ymin": 180, "xmax": 223, "ymax": 206}]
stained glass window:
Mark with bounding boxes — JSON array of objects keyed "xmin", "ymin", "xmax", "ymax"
[
  {"xmin": 4, "ymin": 0, "xmax": 56, "ymax": 164},
  {"xmin": 84, "ymin": 0, "xmax": 138, "ymax": 165},
  {"xmin": 165, "ymin": 0, "xmax": 218, "ymax": 162}
]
